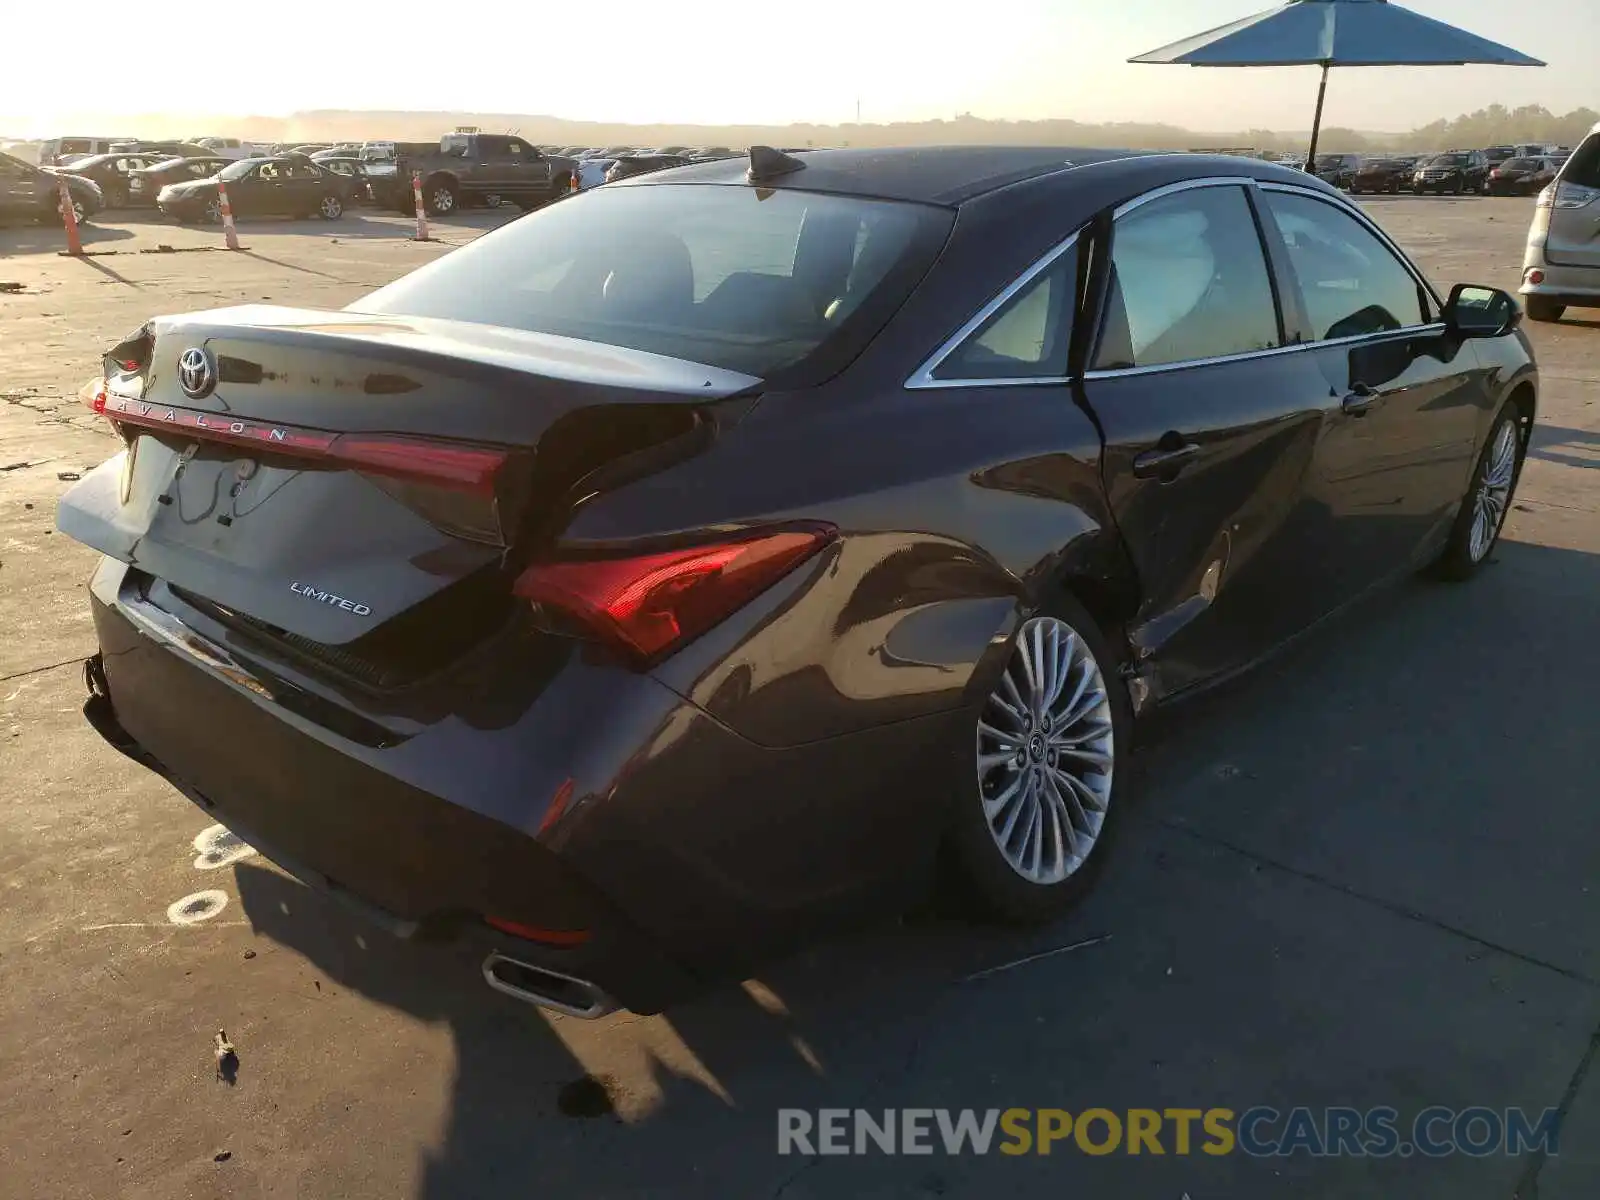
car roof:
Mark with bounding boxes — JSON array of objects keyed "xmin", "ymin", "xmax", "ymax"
[{"xmin": 617, "ymin": 144, "xmax": 1316, "ymax": 206}]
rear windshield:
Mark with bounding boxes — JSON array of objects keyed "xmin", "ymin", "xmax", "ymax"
[
  {"xmin": 353, "ymin": 183, "xmax": 955, "ymax": 383},
  {"xmin": 1563, "ymin": 134, "xmax": 1600, "ymax": 189},
  {"xmin": 1504, "ymin": 158, "xmax": 1541, "ymax": 170}
]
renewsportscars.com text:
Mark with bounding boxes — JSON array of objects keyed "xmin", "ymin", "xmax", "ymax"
[{"xmin": 777, "ymin": 1106, "xmax": 1560, "ymax": 1158}]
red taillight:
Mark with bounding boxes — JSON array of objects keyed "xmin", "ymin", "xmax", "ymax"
[
  {"xmin": 484, "ymin": 917, "xmax": 591, "ymax": 946},
  {"xmin": 1528, "ymin": 269, "xmax": 1545, "ymax": 285},
  {"xmin": 92, "ymin": 396, "xmax": 507, "ymax": 493},
  {"xmin": 514, "ymin": 524, "xmax": 835, "ymax": 659},
  {"xmin": 324, "ymin": 433, "xmax": 506, "ymax": 493},
  {"xmin": 80, "ymin": 376, "xmax": 107, "ymax": 415}
]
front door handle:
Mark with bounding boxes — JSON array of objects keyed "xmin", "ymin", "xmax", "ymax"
[
  {"xmin": 1132, "ymin": 439, "xmax": 1201, "ymax": 479},
  {"xmin": 1343, "ymin": 381, "xmax": 1378, "ymax": 416}
]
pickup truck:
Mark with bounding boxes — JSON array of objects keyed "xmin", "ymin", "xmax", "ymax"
[{"xmin": 379, "ymin": 133, "xmax": 576, "ymax": 216}]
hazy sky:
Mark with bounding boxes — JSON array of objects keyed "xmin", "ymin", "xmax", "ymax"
[{"xmin": 4, "ymin": 0, "xmax": 1594, "ymax": 133}]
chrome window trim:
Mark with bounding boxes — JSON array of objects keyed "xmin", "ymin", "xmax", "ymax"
[
  {"xmin": 1083, "ymin": 322, "xmax": 1448, "ymax": 381},
  {"xmin": 904, "ymin": 230, "xmax": 1082, "ymax": 390},
  {"xmin": 1257, "ymin": 180, "xmax": 1446, "ymax": 315},
  {"xmin": 1110, "ymin": 174, "xmax": 1257, "ymax": 221}
]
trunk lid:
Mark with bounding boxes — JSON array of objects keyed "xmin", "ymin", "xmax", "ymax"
[{"xmin": 58, "ymin": 305, "xmax": 757, "ymax": 675}]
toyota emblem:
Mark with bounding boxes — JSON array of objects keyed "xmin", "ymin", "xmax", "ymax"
[{"xmin": 177, "ymin": 347, "xmax": 217, "ymax": 400}]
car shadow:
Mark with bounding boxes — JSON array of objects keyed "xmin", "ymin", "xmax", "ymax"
[
  {"xmin": 232, "ymin": 533, "xmax": 1600, "ymax": 1198},
  {"xmin": 233, "ymin": 860, "xmax": 1046, "ymax": 1196},
  {"xmin": 0, "ymin": 220, "xmax": 135, "ymax": 256},
  {"xmin": 1528, "ymin": 422, "xmax": 1600, "ymax": 470}
]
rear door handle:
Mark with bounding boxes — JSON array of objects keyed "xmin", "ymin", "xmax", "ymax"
[
  {"xmin": 1342, "ymin": 381, "xmax": 1378, "ymax": 416},
  {"xmin": 1132, "ymin": 440, "xmax": 1201, "ymax": 479}
]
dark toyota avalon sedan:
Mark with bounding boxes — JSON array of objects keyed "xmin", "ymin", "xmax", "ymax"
[{"xmin": 58, "ymin": 146, "xmax": 1536, "ymax": 1018}]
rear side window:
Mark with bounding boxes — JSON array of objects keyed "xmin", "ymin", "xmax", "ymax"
[
  {"xmin": 1563, "ymin": 134, "xmax": 1600, "ymax": 189},
  {"xmin": 933, "ymin": 247, "xmax": 1077, "ymax": 381},
  {"xmin": 1264, "ymin": 191, "xmax": 1429, "ymax": 339},
  {"xmin": 354, "ymin": 184, "xmax": 954, "ymax": 383},
  {"xmin": 1094, "ymin": 185, "xmax": 1281, "ymax": 370}
]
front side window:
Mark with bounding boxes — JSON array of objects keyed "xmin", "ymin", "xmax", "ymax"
[
  {"xmin": 1264, "ymin": 191, "xmax": 1428, "ymax": 340},
  {"xmin": 1094, "ymin": 185, "xmax": 1281, "ymax": 370},
  {"xmin": 933, "ymin": 246, "xmax": 1076, "ymax": 381},
  {"xmin": 354, "ymin": 184, "xmax": 954, "ymax": 382}
]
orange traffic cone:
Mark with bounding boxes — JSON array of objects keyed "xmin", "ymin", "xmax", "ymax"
[
  {"xmin": 216, "ymin": 180, "xmax": 241, "ymax": 251},
  {"xmin": 411, "ymin": 171, "xmax": 432, "ymax": 242},
  {"xmin": 56, "ymin": 177, "xmax": 84, "ymax": 257}
]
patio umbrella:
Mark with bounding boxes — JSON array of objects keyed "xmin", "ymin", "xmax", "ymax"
[{"xmin": 1129, "ymin": 0, "xmax": 1544, "ymax": 169}]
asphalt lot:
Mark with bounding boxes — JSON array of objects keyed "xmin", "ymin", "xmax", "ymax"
[{"xmin": 2, "ymin": 195, "xmax": 1598, "ymax": 1199}]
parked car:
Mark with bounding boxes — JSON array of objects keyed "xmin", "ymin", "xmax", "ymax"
[
  {"xmin": 352, "ymin": 142, "xmax": 436, "ymax": 209},
  {"xmin": 313, "ymin": 157, "xmax": 375, "ymax": 204},
  {"xmin": 1311, "ymin": 152, "xmax": 1362, "ymax": 189},
  {"xmin": 1482, "ymin": 145, "xmax": 1518, "ymax": 170},
  {"xmin": 1348, "ymin": 158, "xmax": 1413, "ymax": 194},
  {"xmin": 110, "ymin": 140, "xmax": 213, "ymax": 159},
  {"xmin": 59, "ymin": 146, "xmax": 1536, "ymax": 1018},
  {"xmin": 389, "ymin": 133, "xmax": 576, "ymax": 216},
  {"xmin": 156, "ymin": 155, "xmax": 354, "ymax": 223},
  {"xmin": 1412, "ymin": 151, "xmax": 1489, "ymax": 194},
  {"xmin": 1520, "ymin": 122, "xmax": 1600, "ymax": 322},
  {"xmin": 54, "ymin": 153, "xmax": 175, "ymax": 208},
  {"xmin": 0, "ymin": 151, "xmax": 104, "ymax": 224},
  {"xmin": 191, "ymin": 137, "xmax": 271, "ymax": 161},
  {"xmin": 604, "ymin": 154, "xmax": 692, "ymax": 183},
  {"xmin": 576, "ymin": 158, "xmax": 615, "ymax": 190},
  {"xmin": 35, "ymin": 136, "xmax": 134, "ymax": 167},
  {"xmin": 1487, "ymin": 156, "xmax": 1559, "ymax": 196},
  {"xmin": 127, "ymin": 156, "xmax": 233, "ymax": 207}
]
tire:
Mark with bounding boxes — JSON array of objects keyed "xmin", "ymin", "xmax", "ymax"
[
  {"xmin": 483, "ymin": 193, "xmax": 503, "ymax": 209},
  {"xmin": 203, "ymin": 198, "xmax": 223, "ymax": 225},
  {"xmin": 1525, "ymin": 295, "xmax": 1565, "ymax": 323},
  {"xmin": 318, "ymin": 194, "xmax": 344, "ymax": 220},
  {"xmin": 105, "ymin": 182, "xmax": 128, "ymax": 209},
  {"xmin": 50, "ymin": 193, "xmax": 89, "ymax": 226},
  {"xmin": 1433, "ymin": 403, "xmax": 1525, "ymax": 581},
  {"xmin": 423, "ymin": 178, "xmax": 457, "ymax": 217},
  {"xmin": 945, "ymin": 594, "xmax": 1131, "ymax": 924}
]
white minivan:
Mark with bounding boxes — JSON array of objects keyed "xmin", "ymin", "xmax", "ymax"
[{"xmin": 1520, "ymin": 122, "xmax": 1600, "ymax": 323}]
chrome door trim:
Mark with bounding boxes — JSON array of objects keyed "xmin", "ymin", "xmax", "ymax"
[
  {"xmin": 1257, "ymin": 180, "xmax": 1447, "ymax": 313},
  {"xmin": 904, "ymin": 230, "xmax": 1083, "ymax": 391}
]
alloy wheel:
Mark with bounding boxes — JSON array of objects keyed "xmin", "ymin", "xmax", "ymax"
[
  {"xmin": 431, "ymin": 187, "xmax": 454, "ymax": 213},
  {"xmin": 320, "ymin": 195, "xmax": 342, "ymax": 219},
  {"xmin": 975, "ymin": 616, "xmax": 1115, "ymax": 885},
  {"xmin": 1468, "ymin": 419, "xmax": 1518, "ymax": 562},
  {"xmin": 204, "ymin": 199, "xmax": 222, "ymax": 224}
]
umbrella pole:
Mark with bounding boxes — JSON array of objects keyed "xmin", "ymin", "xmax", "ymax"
[{"xmin": 1304, "ymin": 60, "xmax": 1330, "ymax": 172}]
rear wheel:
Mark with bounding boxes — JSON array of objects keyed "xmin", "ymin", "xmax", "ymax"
[
  {"xmin": 1525, "ymin": 295, "xmax": 1565, "ymax": 323},
  {"xmin": 424, "ymin": 178, "xmax": 457, "ymax": 217},
  {"xmin": 947, "ymin": 598, "xmax": 1129, "ymax": 923},
  {"xmin": 203, "ymin": 198, "xmax": 223, "ymax": 224},
  {"xmin": 318, "ymin": 194, "xmax": 343, "ymax": 220},
  {"xmin": 1434, "ymin": 404, "xmax": 1525, "ymax": 581},
  {"xmin": 483, "ymin": 193, "xmax": 503, "ymax": 209}
]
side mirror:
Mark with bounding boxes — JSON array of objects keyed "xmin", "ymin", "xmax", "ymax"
[{"xmin": 1443, "ymin": 283, "xmax": 1520, "ymax": 339}]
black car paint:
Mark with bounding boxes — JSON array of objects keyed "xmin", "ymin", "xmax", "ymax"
[
  {"xmin": 1413, "ymin": 152, "xmax": 1490, "ymax": 194},
  {"xmin": 157, "ymin": 156, "xmax": 354, "ymax": 222},
  {"xmin": 59, "ymin": 150, "xmax": 1537, "ymax": 1012},
  {"xmin": 55, "ymin": 153, "xmax": 171, "ymax": 207},
  {"xmin": 0, "ymin": 151, "xmax": 103, "ymax": 222},
  {"xmin": 126, "ymin": 157, "xmax": 232, "ymax": 207}
]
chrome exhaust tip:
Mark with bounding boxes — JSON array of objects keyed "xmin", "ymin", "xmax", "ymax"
[{"xmin": 481, "ymin": 953, "xmax": 618, "ymax": 1020}]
